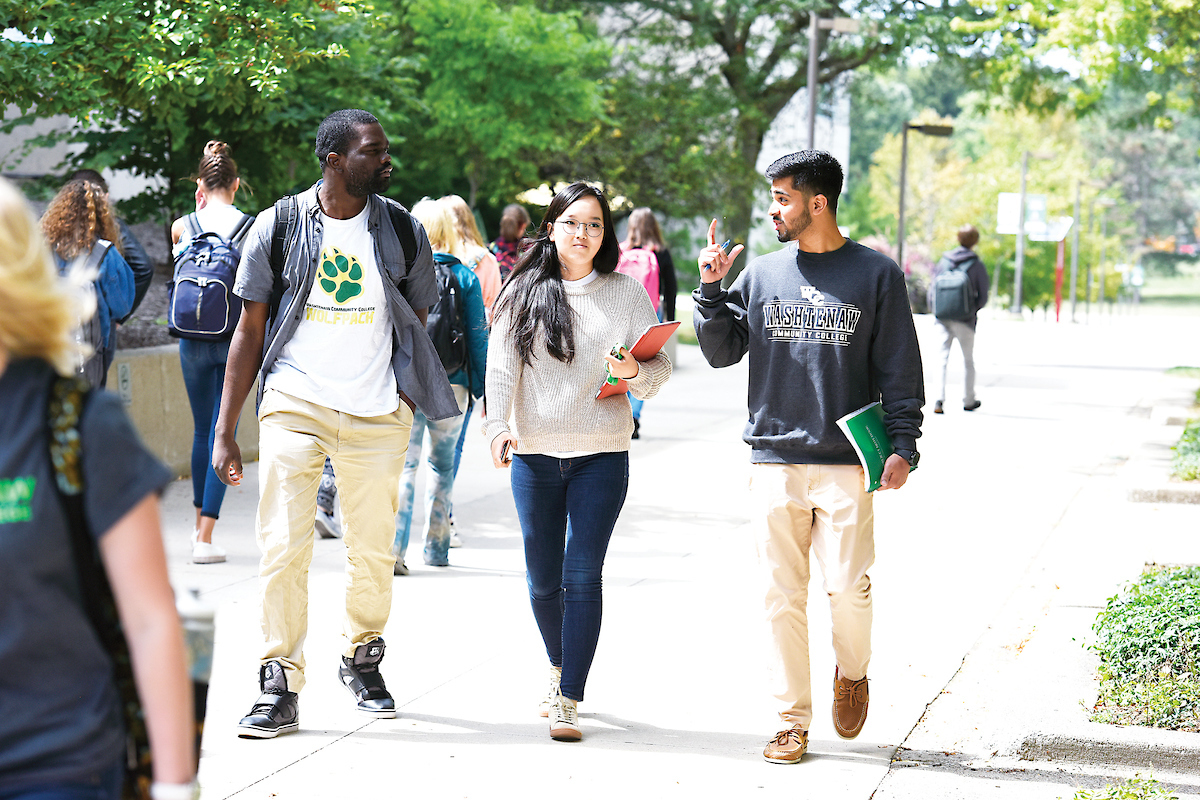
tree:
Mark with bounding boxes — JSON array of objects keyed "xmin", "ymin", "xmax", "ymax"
[
  {"xmin": 862, "ymin": 104, "xmax": 1123, "ymax": 312},
  {"xmin": 579, "ymin": 0, "xmax": 985, "ymax": 280},
  {"xmin": 395, "ymin": 0, "xmax": 610, "ymax": 211},
  {"xmin": 958, "ymin": 0, "xmax": 1200, "ymax": 121},
  {"xmin": 1, "ymin": 0, "xmax": 366, "ymax": 222}
]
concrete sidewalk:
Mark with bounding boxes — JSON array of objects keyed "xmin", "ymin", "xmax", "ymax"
[{"xmin": 160, "ymin": 310, "xmax": 1200, "ymax": 799}]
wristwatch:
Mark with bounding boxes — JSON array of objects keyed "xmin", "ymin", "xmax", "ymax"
[{"xmin": 893, "ymin": 449, "xmax": 920, "ymax": 468}]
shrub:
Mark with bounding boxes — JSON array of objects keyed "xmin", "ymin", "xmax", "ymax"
[
  {"xmin": 1074, "ymin": 775, "xmax": 1178, "ymax": 800},
  {"xmin": 1172, "ymin": 419, "xmax": 1200, "ymax": 482},
  {"xmin": 1089, "ymin": 565, "xmax": 1200, "ymax": 732}
]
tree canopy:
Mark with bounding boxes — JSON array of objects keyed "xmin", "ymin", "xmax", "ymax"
[{"xmin": 958, "ymin": 0, "xmax": 1200, "ymax": 121}]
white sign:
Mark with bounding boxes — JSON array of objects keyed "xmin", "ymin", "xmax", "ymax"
[
  {"xmin": 997, "ymin": 192, "xmax": 1048, "ymax": 236},
  {"xmin": 1029, "ymin": 216, "xmax": 1074, "ymax": 242}
]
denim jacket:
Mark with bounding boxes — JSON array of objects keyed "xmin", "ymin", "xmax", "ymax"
[{"xmin": 232, "ymin": 183, "xmax": 459, "ymax": 421}]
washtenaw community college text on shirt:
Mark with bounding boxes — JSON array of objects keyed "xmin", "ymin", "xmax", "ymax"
[{"xmin": 762, "ymin": 287, "xmax": 862, "ymax": 346}]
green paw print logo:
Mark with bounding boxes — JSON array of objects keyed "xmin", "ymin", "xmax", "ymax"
[{"xmin": 319, "ymin": 247, "xmax": 364, "ymax": 305}]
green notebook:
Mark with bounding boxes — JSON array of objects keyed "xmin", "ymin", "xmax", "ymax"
[{"xmin": 836, "ymin": 401, "xmax": 894, "ymax": 493}]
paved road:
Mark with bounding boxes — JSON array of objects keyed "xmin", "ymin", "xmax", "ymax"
[{"xmin": 161, "ymin": 307, "xmax": 1200, "ymax": 799}]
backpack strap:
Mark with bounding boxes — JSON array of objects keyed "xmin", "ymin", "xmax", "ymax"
[
  {"xmin": 229, "ymin": 213, "xmax": 256, "ymax": 249},
  {"xmin": 269, "ymin": 196, "xmax": 299, "ymax": 324},
  {"xmin": 184, "ymin": 213, "xmax": 204, "ymax": 241},
  {"xmin": 386, "ymin": 202, "xmax": 418, "ymax": 269},
  {"xmin": 46, "ymin": 374, "xmax": 153, "ymax": 795}
]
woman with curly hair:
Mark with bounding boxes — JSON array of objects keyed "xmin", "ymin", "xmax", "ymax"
[
  {"xmin": 40, "ymin": 179, "xmax": 135, "ymax": 388},
  {"xmin": 0, "ymin": 176, "xmax": 196, "ymax": 800}
]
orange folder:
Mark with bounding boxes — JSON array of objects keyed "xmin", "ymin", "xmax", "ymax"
[{"xmin": 596, "ymin": 321, "xmax": 681, "ymax": 399}]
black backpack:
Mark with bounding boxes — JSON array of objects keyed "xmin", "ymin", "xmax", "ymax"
[
  {"xmin": 931, "ymin": 255, "xmax": 978, "ymax": 322},
  {"xmin": 168, "ymin": 213, "xmax": 255, "ymax": 340},
  {"xmin": 427, "ymin": 256, "xmax": 468, "ymax": 374}
]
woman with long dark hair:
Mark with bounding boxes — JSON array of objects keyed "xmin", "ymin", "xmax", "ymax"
[{"xmin": 483, "ymin": 182, "xmax": 672, "ymax": 742}]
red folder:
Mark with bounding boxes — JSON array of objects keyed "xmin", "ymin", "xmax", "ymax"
[{"xmin": 596, "ymin": 321, "xmax": 681, "ymax": 399}]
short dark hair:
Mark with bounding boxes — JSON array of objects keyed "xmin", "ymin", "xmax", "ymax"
[
  {"xmin": 764, "ymin": 150, "xmax": 844, "ymax": 212},
  {"xmin": 315, "ymin": 109, "xmax": 380, "ymax": 169},
  {"xmin": 957, "ymin": 224, "xmax": 980, "ymax": 249}
]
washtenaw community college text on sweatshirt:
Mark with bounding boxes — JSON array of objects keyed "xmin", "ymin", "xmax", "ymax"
[{"xmin": 693, "ymin": 238, "xmax": 924, "ymax": 465}]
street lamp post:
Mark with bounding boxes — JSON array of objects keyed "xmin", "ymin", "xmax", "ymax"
[
  {"xmin": 1011, "ymin": 150, "xmax": 1054, "ymax": 314},
  {"xmin": 806, "ymin": 16, "xmax": 861, "ymax": 149},
  {"xmin": 896, "ymin": 122, "xmax": 953, "ymax": 271}
]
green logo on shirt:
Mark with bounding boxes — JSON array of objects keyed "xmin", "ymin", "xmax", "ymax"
[
  {"xmin": 0, "ymin": 477, "xmax": 35, "ymax": 524},
  {"xmin": 319, "ymin": 246, "xmax": 364, "ymax": 305}
]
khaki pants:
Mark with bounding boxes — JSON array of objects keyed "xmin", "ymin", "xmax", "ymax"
[
  {"xmin": 749, "ymin": 463, "xmax": 874, "ymax": 729},
  {"xmin": 256, "ymin": 389, "xmax": 413, "ymax": 692}
]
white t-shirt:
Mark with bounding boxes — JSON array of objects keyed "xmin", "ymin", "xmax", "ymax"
[
  {"xmin": 267, "ymin": 204, "xmax": 398, "ymax": 417},
  {"xmin": 171, "ymin": 201, "xmax": 249, "ymax": 258}
]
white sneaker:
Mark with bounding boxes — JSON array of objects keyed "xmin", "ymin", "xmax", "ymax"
[
  {"xmin": 191, "ymin": 530, "xmax": 226, "ymax": 564},
  {"xmin": 549, "ymin": 691, "xmax": 581, "ymax": 741},
  {"xmin": 315, "ymin": 507, "xmax": 342, "ymax": 539},
  {"xmin": 449, "ymin": 518, "xmax": 462, "ymax": 548},
  {"xmin": 539, "ymin": 665, "xmax": 562, "ymax": 717}
]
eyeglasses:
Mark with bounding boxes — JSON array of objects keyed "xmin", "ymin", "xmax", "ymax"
[{"xmin": 555, "ymin": 219, "xmax": 604, "ymax": 238}]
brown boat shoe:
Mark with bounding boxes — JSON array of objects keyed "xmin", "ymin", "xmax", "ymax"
[
  {"xmin": 763, "ymin": 726, "xmax": 808, "ymax": 764},
  {"xmin": 832, "ymin": 667, "xmax": 869, "ymax": 739}
]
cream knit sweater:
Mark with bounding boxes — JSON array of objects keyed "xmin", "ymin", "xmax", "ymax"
[{"xmin": 483, "ymin": 271, "xmax": 672, "ymax": 454}]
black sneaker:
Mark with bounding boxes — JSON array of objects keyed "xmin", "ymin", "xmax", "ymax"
[
  {"xmin": 339, "ymin": 638, "xmax": 396, "ymax": 717},
  {"xmin": 237, "ymin": 661, "xmax": 299, "ymax": 739}
]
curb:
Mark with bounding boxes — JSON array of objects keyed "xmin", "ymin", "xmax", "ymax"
[{"xmin": 1017, "ymin": 724, "xmax": 1200, "ymax": 776}]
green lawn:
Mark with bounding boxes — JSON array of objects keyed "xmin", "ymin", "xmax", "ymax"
[{"xmin": 1138, "ymin": 261, "xmax": 1200, "ymax": 314}]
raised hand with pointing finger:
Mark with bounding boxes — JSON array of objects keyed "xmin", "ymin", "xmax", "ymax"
[{"xmin": 697, "ymin": 219, "xmax": 744, "ymax": 284}]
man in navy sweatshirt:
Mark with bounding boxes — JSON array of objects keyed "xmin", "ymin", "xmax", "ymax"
[{"xmin": 693, "ymin": 150, "xmax": 924, "ymax": 765}]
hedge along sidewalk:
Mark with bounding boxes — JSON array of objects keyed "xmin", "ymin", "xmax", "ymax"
[{"xmin": 1089, "ymin": 565, "xmax": 1200, "ymax": 733}]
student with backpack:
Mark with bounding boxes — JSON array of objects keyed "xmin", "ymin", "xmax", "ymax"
[
  {"xmin": 928, "ymin": 225, "xmax": 990, "ymax": 414},
  {"xmin": 169, "ymin": 140, "xmax": 255, "ymax": 564},
  {"xmin": 39, "ymin": 180, "xmax": 135, "ymax": 389},
  {"xmin": 392, "ymin": 199, "xmax": 487, "ymax": 573},
  {"xmin": 617, "ymin": 207, "xmax": 674, "ymax": 438}
]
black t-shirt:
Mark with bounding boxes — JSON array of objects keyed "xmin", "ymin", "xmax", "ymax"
[{"xmin": 0, "ymin": 358, "xmax": 172, "ymax": 790}]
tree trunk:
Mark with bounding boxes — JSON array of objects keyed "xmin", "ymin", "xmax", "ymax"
[{"xmin": 723, "ymin": 114, "xmax": 768, "ymax": 286}]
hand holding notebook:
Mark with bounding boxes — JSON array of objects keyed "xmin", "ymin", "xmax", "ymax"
[{"xmin": 596, "ymin": 321, "xmax": 680, "ymax": 399}]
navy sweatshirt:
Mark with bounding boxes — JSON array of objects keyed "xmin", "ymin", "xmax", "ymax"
[{"xmin": 693, "ymin": 239, "xmax": 924, "ymax": 465}]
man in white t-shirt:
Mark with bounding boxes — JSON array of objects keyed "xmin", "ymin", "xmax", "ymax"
[{"xmin": 212, "ymin": 109, "xmax": 459, "ymax": 738}]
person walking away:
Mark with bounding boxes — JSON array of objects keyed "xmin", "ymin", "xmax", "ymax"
[
  {"xmin": 693, "ymin": 150, "xmax": 924, "ymax": 764},
  {"xmin": 392, "ymin": 199, "xmax": 487, "ymax": 573},
  {"xmin": 614, "ymin": 231, "xmax": 660, "ymax": 440},
  {"xmin": 490, "ymin": 203, "xmax": 531, "ymax": 282},
  {"xmin": 0, "ymin": 176, "xmax": 196, "ymax": 800},
  {"xmin": 928, "ymin": 224, "xmax": 989, "ymax": 414},
  {"xmin": 39, "ymin": 180, "xmax": 134, "ymax": 388},
  {"xmin": 484, "ymin": 182, "xmax": 672, "ymax": 742},
  {"xmin": 68, "ymin": 169, "xmax": 155, "ymax": 333},
  {"xmin": 169, "ymin": 140, "xmax": 256, "ymax": 565},
  {"xmin": 624, "ymin": 207, "xmax": 678, "ymax": 322},
  {"xmin": 441, "ymin": 194, "xmax": 502, "ymax": 316},
  {"xmin": 211, "ymin": 109, "xmax": 459, "ymax": 738}
]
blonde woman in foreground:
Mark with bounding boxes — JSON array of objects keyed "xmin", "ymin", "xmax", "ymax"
[{"xmin": 0, "ymin": 177, "xmax": 196, "ymax": 799}]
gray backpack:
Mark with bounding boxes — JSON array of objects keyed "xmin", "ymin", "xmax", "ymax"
[{"xmin": 932, "ymin": 255, "xmax": 978, "ymax": 322}]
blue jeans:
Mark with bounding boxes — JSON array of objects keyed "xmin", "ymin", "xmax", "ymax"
[
  {"xmin": 510, "ymin": 451, "xmax": 629, "ymax": 701},
  {"xmin": 0, "ymin": 760, "xmax": 123, "ymax": 800},
  {"xmin": 395, "ymin": 386, "xmax": 469, "ymax": 564},
  {"xmin": 179, "ymin": 337, "xmax": 233, "ymax": 518}
]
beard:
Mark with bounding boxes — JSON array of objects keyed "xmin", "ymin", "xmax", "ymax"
[
  {"xmin": 346, "ymin": 167, "xmax": 391, "ymax": 198},
  {"xmin": 775, "ymin": 206, "xmax": 813, "ymax": 243}
]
